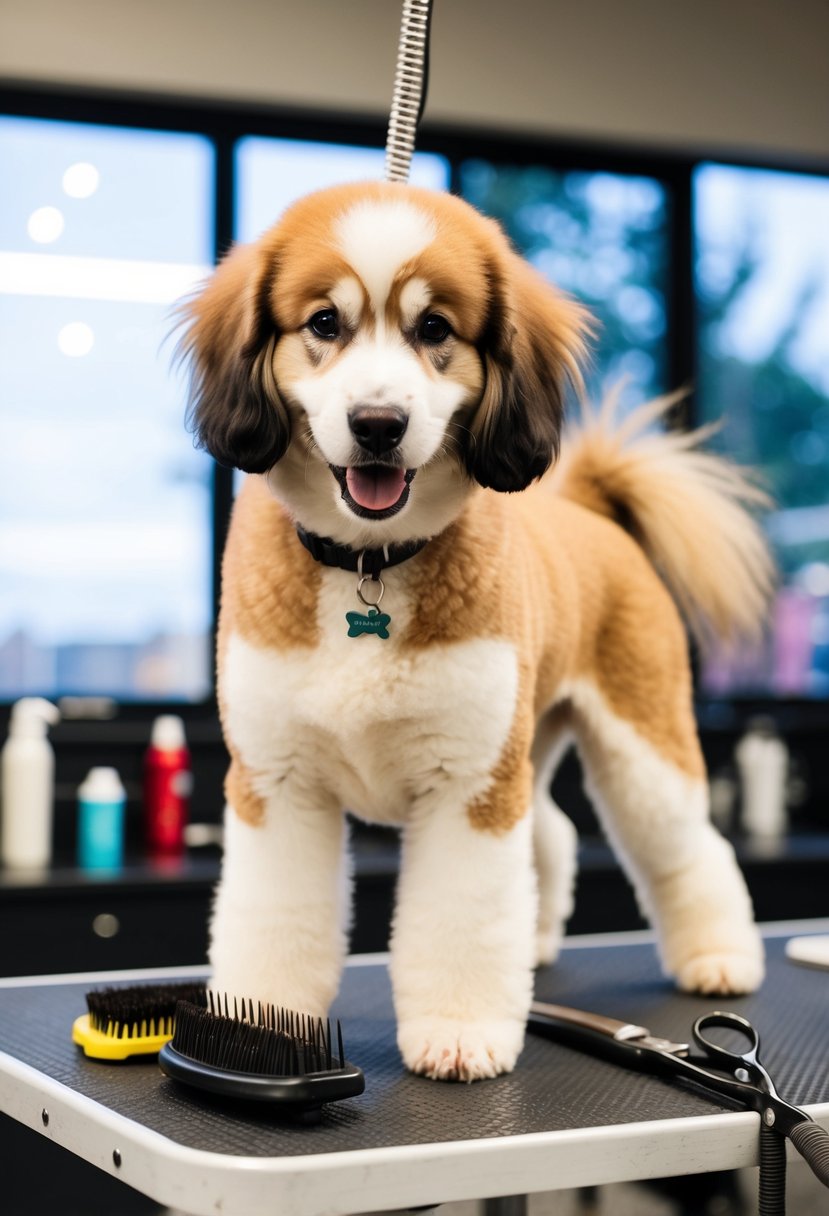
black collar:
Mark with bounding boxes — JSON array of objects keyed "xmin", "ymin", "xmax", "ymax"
[{"xmin": 295, "ymin": 527, "xmax": 429, "ymax": 577}]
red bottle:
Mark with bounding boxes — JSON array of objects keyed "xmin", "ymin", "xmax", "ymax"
[{"xmin": 143, "ymin": 715, "xmax": 191, "ymax": 858}]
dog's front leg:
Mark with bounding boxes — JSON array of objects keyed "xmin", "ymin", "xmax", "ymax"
[
  {"xmin": 390, "ymin": 785, "xmax": 537, "ymax": 1082},
  {"xmin": 209, "ymin": 767, "xmax": 350, "ymax": 1016}
]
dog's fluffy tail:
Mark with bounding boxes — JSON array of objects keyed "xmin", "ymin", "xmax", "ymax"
[{"xmin": 552, "ymin": 388, "xmax": 775, "ymax": 650}]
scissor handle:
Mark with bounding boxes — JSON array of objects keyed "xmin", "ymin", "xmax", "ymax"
[{"xmin": 692, "ymin": 1011, "xmax": 762, "ymax": 1071}]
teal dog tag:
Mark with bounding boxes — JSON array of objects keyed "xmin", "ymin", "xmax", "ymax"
[{"xmin": 346, "ymin": 608, "xmax": 391, "ymax": 639}]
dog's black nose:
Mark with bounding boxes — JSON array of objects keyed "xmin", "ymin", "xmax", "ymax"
[{"xmin": 348, "ymin": 406, "xmax": 409, "ymax": 456}]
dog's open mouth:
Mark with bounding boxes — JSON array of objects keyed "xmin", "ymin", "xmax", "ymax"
[{"xmin": 330, "ymin": 464, "xmax": 416, "ymax": 520}]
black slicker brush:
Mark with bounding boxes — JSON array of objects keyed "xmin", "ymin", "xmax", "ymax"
[{"xmin": 158, "ymin": 992, "xmax": 364, "ymax": 1115}]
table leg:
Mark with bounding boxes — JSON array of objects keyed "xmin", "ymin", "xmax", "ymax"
[{"xmin": 483, "ymin": 1197, "xmax": 528, "ymax": 1216}]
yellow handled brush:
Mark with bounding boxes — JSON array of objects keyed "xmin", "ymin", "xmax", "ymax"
[{"xmin": 72, "ymin": 982, "xmax": 208, "ymax": 1060}]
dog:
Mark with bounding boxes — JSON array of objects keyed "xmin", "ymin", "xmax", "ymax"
[{"xmin": 180, "ymin": 181, "xmax": 773, "ymax": 1082}]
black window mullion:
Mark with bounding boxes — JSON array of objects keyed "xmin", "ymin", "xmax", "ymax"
[
  {"xmin": 667, "ymin": 160, "xmax": 695, "ymax": 430},
  {"xmin": 208, "ymin": 132, "xmax": 237, "ymax": 697}
]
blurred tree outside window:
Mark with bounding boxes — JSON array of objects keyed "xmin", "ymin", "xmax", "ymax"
[
  {"xmin": 695, "ymin": 164, "xmax": 829, "ymax": 699},
  {"xmin": 460, "ymin": 161, "xmax": 670, "ymax": 409}
]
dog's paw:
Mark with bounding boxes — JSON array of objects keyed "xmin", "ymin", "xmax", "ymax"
[
  {"xmin": 675, "ymin": 949, "xmax": 765, "ymax": 995},
  {"xmin": 397, "ymin": 1017, "xmax": 524, "ymax": 1082}
]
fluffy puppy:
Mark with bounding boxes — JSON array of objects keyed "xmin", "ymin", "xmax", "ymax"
[{"xmin": 180, "ymin": 181, "xmax": 773, "ymax": 1082}]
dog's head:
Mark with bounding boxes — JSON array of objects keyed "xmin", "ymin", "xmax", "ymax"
[{"xmin": 180, "ymin": 182, "xmax": 590, "ymax": 545}]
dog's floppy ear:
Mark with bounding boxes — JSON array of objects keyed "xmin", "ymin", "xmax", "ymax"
[
  {"xmin": 178, "ymin": 241, "xmax": 290, "ymax": 473},
  {"xmin": 468, "ymin": 255, "xmax": 591, "ymax": 493}
]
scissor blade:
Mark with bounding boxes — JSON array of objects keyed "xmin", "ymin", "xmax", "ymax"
[
  {"xmin": 530, "ymin": 1000, "xmax": 649, "ymax": 1041},
  {"xmin": 529, "ymin": 1001, "xmax": 690, "ymax": 1057}
]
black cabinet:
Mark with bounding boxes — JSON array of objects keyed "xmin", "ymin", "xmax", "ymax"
[
  {"xmin": 0, "ymin": 862, "xmax": 214, "ymax": 979},
  {"xmin": 2, "ymin": 830, "xmax": 828, "ymax": 980}
]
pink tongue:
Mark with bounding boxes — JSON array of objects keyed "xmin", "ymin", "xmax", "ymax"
[{"xmin": 346, "ymin": 466, "xmax": 407, "ymax": 511}]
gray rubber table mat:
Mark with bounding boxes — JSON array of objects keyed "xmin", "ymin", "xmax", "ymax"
[{"xmin": 1, "ymin": 937, "xmax": 827, "ymax": 1158}]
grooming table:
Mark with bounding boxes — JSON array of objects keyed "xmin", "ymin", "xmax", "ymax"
[{"xmin": 1, "ymin": 927, "xmax": 828, "ymax": 1216}]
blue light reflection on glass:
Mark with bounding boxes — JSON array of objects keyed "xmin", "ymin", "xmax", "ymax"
[
  {"xmin": 0, "ymin": 116, "xmax": 215, "ymax": 702},
  {"xmin": 234, "ymin": 137, "xmax": 450, "ymax": 243}
]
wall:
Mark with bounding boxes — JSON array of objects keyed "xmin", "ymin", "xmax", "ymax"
[{"xmin": 1, "ymin": 0, "xmax": 828, "ymax": 161}]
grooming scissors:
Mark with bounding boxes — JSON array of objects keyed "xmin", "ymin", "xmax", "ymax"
[{"xmin": 528, "ymin": 1001, "xmax": 829, "ymax": 1213}]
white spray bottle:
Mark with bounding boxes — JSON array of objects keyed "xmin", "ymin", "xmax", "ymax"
[{"xmin": 1, "ymin": 697, "xmax": 61, "ymax": 869}]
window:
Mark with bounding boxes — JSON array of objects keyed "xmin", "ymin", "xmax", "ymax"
[
  {"xmin": 235, "ymin": 136, "xmax": 450, "ymax": 243},
  {"xmin": 0, "ymin": 117, "xmax": 215, "ymax": 703},
  {"xmin": 695, "ymin": 163, "xmax": 829, "ymax": 698},
  {"xmin": 459, "ymin": 161, "xmax": 671, "ymax": 407}
]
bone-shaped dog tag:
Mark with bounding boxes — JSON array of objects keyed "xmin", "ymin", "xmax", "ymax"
[{"xmin": 345, "ymin": 608, "xmax": 391, "ymax": 639}]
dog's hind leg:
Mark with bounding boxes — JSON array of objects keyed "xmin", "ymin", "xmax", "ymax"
[
  {"xmin": 568, "ymin": 679, "xmax": 763, "ymax": 995},
  {"xmin": 531, "ymin": 711, "xmax": 578, "ymax": 966}
]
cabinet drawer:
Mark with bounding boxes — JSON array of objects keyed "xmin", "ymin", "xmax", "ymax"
[{"xmin": 0, "ymin": 888, "xmax": 210, "ymax": 977}]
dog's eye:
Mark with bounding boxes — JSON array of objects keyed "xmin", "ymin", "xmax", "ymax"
[
  {"xmin": 308, "ymin": 309, "xmax": 340, "ymax": 340},
  {"xmin": 418, "ymin": 313, "xmax": 452, "ymax": 344}
]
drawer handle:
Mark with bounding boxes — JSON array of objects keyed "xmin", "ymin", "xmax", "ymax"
[{"xmin": 92, "ymin": 913, "xmax": 120, "ymax": 939}]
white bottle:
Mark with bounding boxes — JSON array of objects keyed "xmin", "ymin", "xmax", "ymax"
[
  {"xmin": 735, "ymin": 718, "xmax": 789, "ymax": 841},
  {"xmin": 1, "ymin": 697, "xmax": 61, "ymax": 869}
]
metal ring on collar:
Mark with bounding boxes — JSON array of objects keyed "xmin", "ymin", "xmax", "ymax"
[{"xmin": 356, "ymin": 576, "xmax": 385, "ymax": 608}]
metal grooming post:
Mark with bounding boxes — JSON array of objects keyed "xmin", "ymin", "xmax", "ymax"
[{"xmin": 385, "ymin": 0, "xmax": 434, "ymax": 183}]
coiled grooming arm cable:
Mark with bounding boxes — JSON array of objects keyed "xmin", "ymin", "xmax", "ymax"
[{"xmin": 385, "ymin": 0, "xmax": 435, "ymax": 183}]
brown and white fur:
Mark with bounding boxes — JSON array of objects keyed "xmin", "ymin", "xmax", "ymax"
[{"xmin": 180, "ymin": 181, "xmax": 773, "ymax": 1082}]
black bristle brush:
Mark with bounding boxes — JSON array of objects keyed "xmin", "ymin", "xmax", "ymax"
[
  {"xmin": 158, "ymin": 993, "xmax": 365, "ymax": 1113},
  {"xmin": 72, "ymin": 982, "xmax": 208, "ymax": 1060}
]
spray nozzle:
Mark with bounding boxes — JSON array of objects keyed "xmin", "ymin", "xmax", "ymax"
[{"xmin": 9, "ymin": 698, "xmax": 61, "ymax": 739}]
